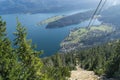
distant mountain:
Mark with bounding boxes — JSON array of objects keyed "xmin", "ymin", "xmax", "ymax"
[
  {"xmin": 100, "ymin": 4, "xmax": 120, "ymax": 27},
  {"xmin": 0, "ymin": 0, "xmax": 99, "ymax": 14},
  {"xmin": 101, "ymin": 5, "xmax": 120, "ymax": 16}
]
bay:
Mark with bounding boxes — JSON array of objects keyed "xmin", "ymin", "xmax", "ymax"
[{"xmin": 1, "ymin": 10, "xmax": 101, "ymax": 57}]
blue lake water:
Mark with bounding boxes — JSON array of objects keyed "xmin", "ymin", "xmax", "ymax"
[{"xmin": 1, "ymin": 10, "xmax": 101, "ymax": 57}]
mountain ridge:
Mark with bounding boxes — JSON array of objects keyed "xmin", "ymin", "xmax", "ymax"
[{"xmin": 0, "ymin": 0, "xmax": 100, "ymax": 14}]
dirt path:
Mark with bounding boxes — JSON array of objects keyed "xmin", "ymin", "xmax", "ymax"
[{"xmin": 69, "ymin": 66, "xmax": 99, "ymax": 80}]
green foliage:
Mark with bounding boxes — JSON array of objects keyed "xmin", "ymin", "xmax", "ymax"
[
  {"xmin": 0, "ymin": 17, "xmax": 21, "ymax": 80},
  {"xmin": 13, "ymin": 19, "xmax": 48, "ymax": 80},
  {"xmin": 66, "ymin": 40, "xmax": 120, "ymax": 78},
  {"xmin": 45, "ymin": 66, "xmax": 70, "ymax": 80},
  {"xmin": 42, "ymin": 53, "xmax": 72, "ymax": 80},
  {"xmin": 105, "ymin": 41, "xmax": 120, "ymax": 78},
  {"xmin": 46, "ymin": 38, "xmax": 119, "ymax": 79}
]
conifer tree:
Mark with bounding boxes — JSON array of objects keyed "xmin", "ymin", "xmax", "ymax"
[
  {"xmin": 0, "ymin": 17, "xmax": 20, "ymax": 80},
  {"xmin": 14, "ymin": 19, "xmax": 48, "ymax": 80},
  {"xmin": 105, "ymin": 40, "xmax": 120, "ymax": 78}
]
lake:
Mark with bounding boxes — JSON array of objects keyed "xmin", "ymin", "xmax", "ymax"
[{"xmin": 1, "ymin": 10, "xmax": 101, "ymax": 57}]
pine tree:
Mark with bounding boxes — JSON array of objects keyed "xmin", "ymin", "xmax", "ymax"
[
  {"xmin": 14, "ymin": 19, "xmax": 48, "ymax": 80},
  {"xmin": 0, "ymin": 17, "xmax": 20, "ymax": 80}
]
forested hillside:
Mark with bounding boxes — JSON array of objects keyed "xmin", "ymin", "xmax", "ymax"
[{"xmin": 44, "ymin": 40, "xmax": 120, "ymax": 80}]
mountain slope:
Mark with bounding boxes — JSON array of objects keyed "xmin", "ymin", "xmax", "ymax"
[
  {"xmin": 0, "ymin": 0, "xmax": 99, "ymax": 14},
  {"xmin": 99, "ymin": 4, "xmax": 120, "ymax": 27},
  {"xmin": 60, "ymin": 25, "xmax": 116, "ymax": 52}
]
